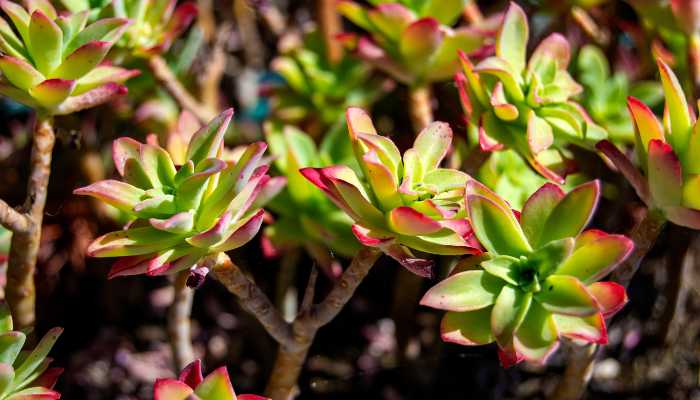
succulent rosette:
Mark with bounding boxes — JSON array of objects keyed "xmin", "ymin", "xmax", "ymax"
[
  {"xmin": 154, "ymin": 359, "xmax": 267, "ymax": 400},
  {"xmin": 264, "ymin": 122, "xmax": 361, "ymax": 264},
  {"xmin": 113, "ymin": 0, "xmax": 197, "ymax": 56},
  {"xmin": 0, "ymin": 302, "xmax": 63, "ymax": 399},
  {"xmin": 598, "ymin": 60, "xmax": 700, "ymax": 229},
  {"xmin": 0, "ymin": 0, "xmax": 137, "ymax": 114},
  {"xmin": 270, "ymin": 30, "xmax": 389, "ymax": 130},
  {"xmin": 301, "ymin": 108, "xmax": 481, "ymax": 278},
  {"xmin": 576, "ymin": 45, "xmax": 663, "ymax": 144},
  {"xmin": 421, "ymin": 180, "xmax": 632, "ymax": 366},
  {"xmin": 456, "ymin": 2, "xmax": 607, "ymax": 183},
  {"xmin": 337, "ymin": 0, "xmax": 491, "ymax": 85},
  {"xmin": 74, "ymin": 110, "xmax": 282, "ymax": 278}
]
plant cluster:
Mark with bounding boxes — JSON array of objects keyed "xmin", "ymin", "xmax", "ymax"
[{"xmin": 1, "ymin": 0, "xmax": 700, "ymax": 398}]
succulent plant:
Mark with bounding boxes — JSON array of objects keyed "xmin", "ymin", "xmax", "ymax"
[
  {"xmin": 338, "ymin": 0, "xmax": 491, "ymax": 85},
  {"xmin": 598, "ymin": 60, "xmax": 700, "ymax": 229},
  {"xmin": 456, "ymin": 2, "xmax": 607, "ymax": 183},
  {"xmin": 113, "ymin": 0, "xmax": 197, "ymax": 56},
  {"xmin": 576, "ymin": 45, "xmax": 663, "ymax": 143},
  {"xmin": 74, "ymin": 109, "xmax": 284, "ymax": 278},
  {"xmin": 0, "ymin": 302, "xmax": 63, "ymax": 399},
  {"xmin": 301, "ymin": 107, "xmax": 481, "ymax": 277},
  {"xmin": 263, "ymin": 122, "xmax": 360, "ymax": 269},
  {"xmin": 476, "ymin": 150, "xmax": 549, "ymax": 210},
  {"xmin": 0, "ymin": 0, "xmax": 137, "ymax": 115},
  {"xmin": 421, "ymin": 180, "xmax": 632, "ymax": 366},
  {"xmin": 154, "ymin": 359, "xmax": 267, "ymax": 400},
  {"xmin": 269, "ymin": 30, "xmax": 390, "ymax": 131}
]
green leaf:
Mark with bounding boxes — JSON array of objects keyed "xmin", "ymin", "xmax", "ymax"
[
  {"xmin": 481, "ymin": 255, "xmax": 519, "ymax": 285},
  {"xmin": 0, "ymin": 56, "xmax": 44, "ymax": 91},
  {"xmin": 647, "ymin": 139, "xmax": 683, "ymax": 207},
  {"xmin": 440, "ymin": 308, "xmax": 496, "ymax": 345},
  {"xmin": 496, "ymin": 2, "xmax": 528, "ymax": 73},
  {"xmin": 513, "ymin": 302, "xmax": 558, "ymax": 363},
  {"xmin": 0, "ymin": 332, "xmax": 26, "ymax": 365},
  {"xmin": 186, "ymin": 109, "xmax": 233, "ymax": 166},
  {"xmin": 467, "ymin": 194, "xmax": 532, "ymax": 257},
  {"xmin": 412, "ymin": 121, "xmax": 452, "ymax": 171},
  {"xmin": 0, "ymin": 303, "xmax": 11, "ymax": 332},
  {"xmin": 657, "ymin": 60, "xmax": 691, "ymax": 155},
  {"xmin": 28, "ymin": 10, "xmax": 62, "ymax": 75},
  {"xmin": 420, "ymin": 270, "xmax": 504, "ymax": 312},
  {"xmin": 420, "ymin": 0, "xmax": 465, "ymax": 25},
  {"xmin": 194, "ymin": 368, "xmax": 236, "ymax": 400},
  {"xmin": 492, "ymin": 285, "xmax": 532, "ymax": 349},
  {"xmin": 73, "ymin": 179, "xmax": 145, "ymax": 213},
  {"xmin": 52, "ymin": 41, "xmax": 110, "ymax": 80},
  {"xmin": 553, "ymin": 313, "xmax": 606, "ymax": 344},
  {"xmin": 13, "ymin": 327, "xmax": 62, "ymax": 387},
  {"xmin": 65, "ymin": 17, "xmax": 129, "ymax": 57},
  {"xmin": 29, "ymin": 78, "xmax": 75, "ymax": 108},
  {"xmin": 535, "ymin": 275, "xmax": 598, "ymax": 316},
  {"xmin": 536, "ymin": 181, "xmax": 599, "ymax": 247},
  {"xmin": 87, "ymin": 227, "xmax": 184, "ymax": 257},
  {"xmin": 556, "ymin": 230, "xmax": 633, "ymax": 283},
  {"xmin": 528, "ymin": 237, "xmax": 574, "ymax": 278},
  {"xmin": 520, "ymin": 183, "xmax": 564, "ymax": 246},
  {"xmin": 399, "ymin": 18, "xmax": 441, "ymax": 63}
]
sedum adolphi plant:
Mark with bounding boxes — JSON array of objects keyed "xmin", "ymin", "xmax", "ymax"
[
  {"xmin": 154, "ymin": 359, "xmax": 267, "ymax": 400},
  {"xmin": 337, "ymin": 0, "xmax": 491, "ymax": 86},
  {"xmin": 263, "ymin": 122, "xmax": 360, "ymax": 267},
  {"xmin": 74, "ymin": 109, "xmax": 282, "ymax": 279},
  {"xmin": 301, "ymin": 107, "xmax": 481, "ymax": 278},
  {"xmin": 598, "ymin": 60, "xmax": 700, "ymax": 229},
  {"xmin": 0, "ymin": 0, "xmax": 137, "ymax": 114},
  {"xmin": 576, "ymin": 45, "xmax": 663, "ymax": 144},
  {"xmin": 421, "ymin": 180, "xmax": 632, "ymax": 366},
  {"xmin": 0, "ymin": 302, "xmax": 63, "ymax": 399},
  {"xmin": 270, "ymin": 30, "xmax": 389, "ymax": 132},
  {"xmin": 456, "ymin": 2, "xmax": 607, "ymax": 183},
  {"xmin": 113, "ymin": 0, "xmax": 197, "ymax": 57}
]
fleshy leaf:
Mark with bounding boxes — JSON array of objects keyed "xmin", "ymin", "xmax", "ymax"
[
  {"xmin": 186, "ymin": 109, "xmax": 233, "ymax": 165},
  {"xmin": 556, "ymin": 230, "xmax": 633, "ymax": 284},
  {"xmin": 419, "ymin": 270, "xmax": 504, "ymax": 312},
  {"xmin": 535, "ymin": 275, "xmax": 598, "ymax": 316},
  {"xmin": 30, "ymin": 78, "xmax": 75, "ymax": 107},
  {"xmin": 657, "ymin": 59, "xmax": 691, "ymax": 154},
  {"xmin": 513, "ymin": 302, "xmax": 559, "ymax": 363},
  {"xmin": 193, "ymin": 367, "xmax": 235, "ymax": 399},
  {"xmin": 520, "ymin": 183, "xmax": 564, "ymax": 246},
  {"xmin": 536, "ymin": 181, "xmax": 599, "ymax": 247},
  {"xmin": 647, "ymin": 139, "xmax": 683, "ymax": 207},
  {"xmin": 496, "ymin": 2, "xmax": 528, "ymax": 73},
  {"xmin": 587, "ymin": 281, "xmax": 628, "ymax": 318},
  {"xmin": 399, "ymin": 18, "xmax": 441, "ymax": 62},
  {"xmin": 28, "ymin": 10, "xmax": 62, "ymax": 74},
  {"xmin": 0, "ymin": 56, "xmax": 44, "ymax": 91},
  {"xmin": 467, "ymin": 194, "xmax": 532, "ymax": 257},
  {"xmin": 413, "ymin": 121, "xmax": 452, "ymax": 171},
  {"xmin": 73, "ymin": 180, "xmax": 145, "ymax": 212},
  {"xmin": 491, "ymin": 285, "xmax": 532, "ymax": 348},
  {"xmin": 553, "ymin": 313, "xmax": 607, "ymax": 344},
  {"xmin": 154, "ymin": 379, "xmax": 194, "ymax": 400},
  {"xmin": 53, "ymin": 41, "xmax": 110, "ymax": 79},
  {"xmin": 440, "ymin": 308, "xmax": 496, "ymax": 346}
]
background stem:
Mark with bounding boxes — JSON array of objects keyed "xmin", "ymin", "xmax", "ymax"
[
  {"xmin": 168, "ymin": 270, "xmax": 195, "ymax": 371},
  {"xmin": 408, "ymin": 85, "xmax": 433, "ymax": 133},
  {"xmin": 6, "ymin": 115, "xmax": 55, "ymax": 329},
  {"xmin": 149, "ymin": 55, "xmax": 215, "ymax": 123}
]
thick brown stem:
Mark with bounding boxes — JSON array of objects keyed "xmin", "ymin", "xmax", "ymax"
[
  {"xmin": 265, "ymin": 247, "xmax": 381, "ymax": 399},
  {"xmin": 611, "ymin": 208, "xmax": 667, "ymax": 287},
  {"xmin": 551, "ymin": 208, "xmax": 667, "ymax": 399},
  {"xmin": 209, "ymin": 253, "xmax": 295, "ymax": 347},
  {"xmin": 149, "ymin": 55, "xmax": 215, "ymax": 123},
  {"xmin": 408, "ymin": 85, "xmax": 433, "ymax": 133},
  {"xmin": 549, "ymin": 344, "xmax": 598, "ymax": 400},
  {"xmin": 0, "ymin": 200, "xmax": 30, "ymax": 234},
  {"xmin": 317, "ymin": 0, "xmax": 342, "ymax": 64},
  {"xmin": 6, "ymin": 116, "xmax": 55, "ymax": 328},
  {"xmin": 657, "ymin": 230, "xmax": 694, "ymax": 344},
  {"xmin": 168, "ymin": 271, "xmax": 195, "ymax": 371}
]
